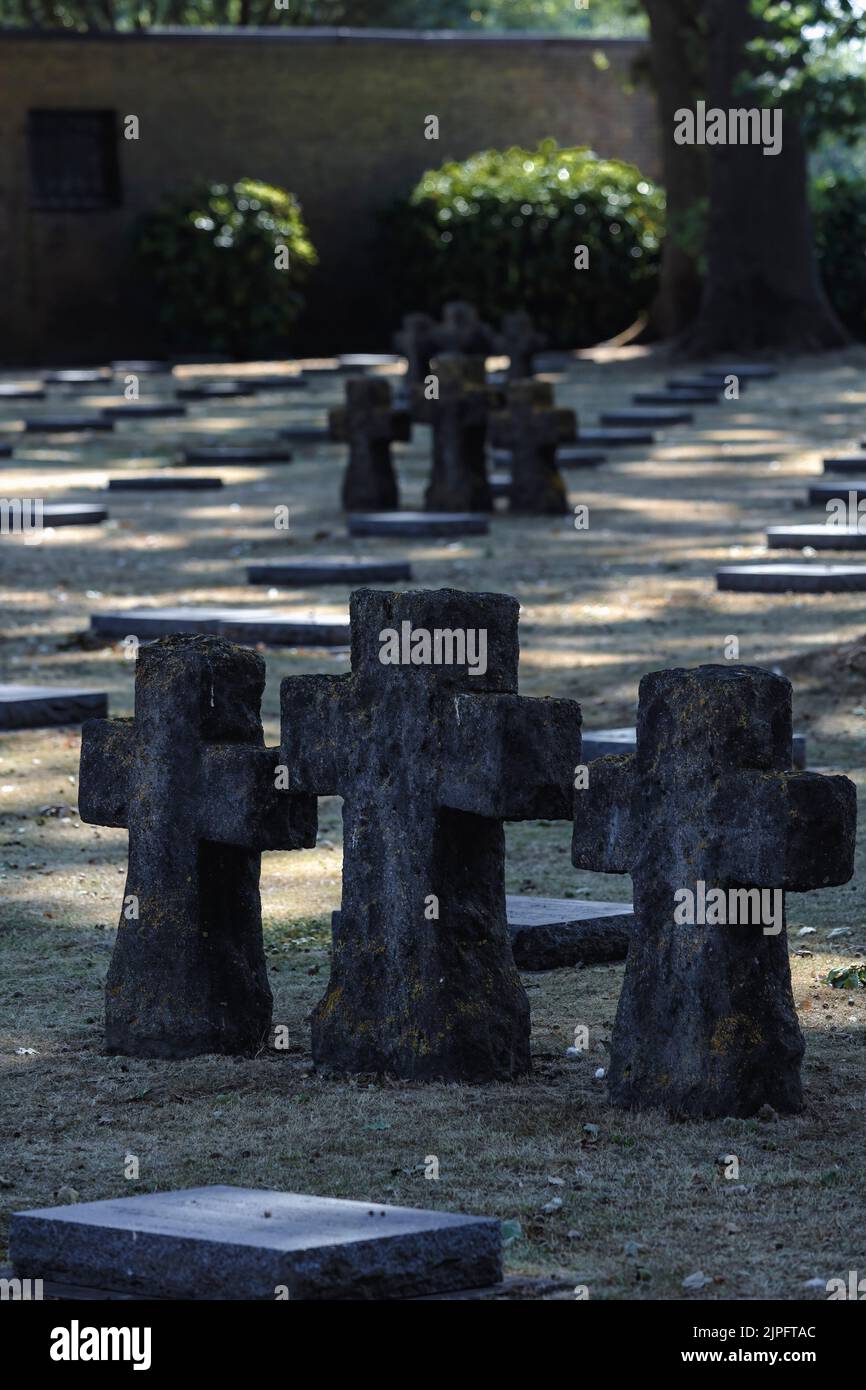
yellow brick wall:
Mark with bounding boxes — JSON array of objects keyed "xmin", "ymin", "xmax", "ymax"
[{"xmin": 0, "ymin": 30, "xmax": 659, "ymax": 362}]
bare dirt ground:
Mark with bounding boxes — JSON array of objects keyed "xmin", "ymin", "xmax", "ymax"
[{"xmin": 1, "ymin": 346, "xmax": 865, "ymax": 1300}]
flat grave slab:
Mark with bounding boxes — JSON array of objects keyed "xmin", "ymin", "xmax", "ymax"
[
  {"xmin": 176, "ymin": 382, "xmax": 255, "ymax": 400},
  {"xmin": 23, "ymin": 416, "xmax": 114, "ymax": 433},
  {"xmin": 633, "ymin": 390, "xmax": 718, "ymax": 406},
  {"xmin": 227, "ymin": 376, "xmax": 307, "ymax": 391},
  {"xmin": 107, "ymin": 475, "xmax": 223, "ymax": 491},
  {"xmin": 248, "ymin": 557, "xmax": 413, "ymax": 585},
  {"xmin": 9, "ymin": 1185, "xmax": 501, "ymax": 1300},
  {"xmin": 0, "ymin": 684, "xmax": 108, "ymax": 729},
  {"xmin": 490, "ymin": 445, "xmax": 604, "ymax": 469},
  {"xmin": 90, "ymin": 606, "xmax": 350, "ymax": 646},
  {"xmin": 302, "ymin": 362, "xmax": 353, "ymax": 376},
  {"xmin": 668, "ymin": 376, "xmax": 747, "ymax": 393},
  {"xmin": 808, "ymin": 480, "xmax": 866, "ymax": 505},
  {"xmin": 40, "ymin": 504, "xmax": 109, "ymax": 527},
  {"xmin": 110, "ymin": 360, "xmax": 171, "ymax": 374},
  {"xmin": 555, "ymin": 446, "xmax": 606, "ymax": 468},
  {"xmin": 583, "ymin": 724, "xmax": 806, "ymax": 769},
  {"xmin": 822, "ymin": 454, "xmax": 866, "ymax": 474},
  {"xmin": 338, "ymin": 354, "xmax": 403, "ymax": 369},
  {"xmin": 42, "ymin": 368, "xmax": 111, "ymax": 385},
  {"xmin": 0, "ymin": 385, "xmax": 45, "ymax": 401},
  {"xmin": 279, "ymin": 425, "xmax": 331, "ymax": 443},
  {"xmin": 717, "ymin": 564, "xmax": 866, "ymax": 594},
  {"xmin": 767, "ymin": 524, "xmax": 866, "ymax": 550},
  {"xmin": 181, "ymin": 445, "xmax": 292, "ymax": 464},
  {"xmin": 333, "ymin": 897, "xmax": 632, "ymax": 973},
  {"xmin": 700, "ymin": 363, "xmax": 778, "ymax": 380},
  {"xmin": 577, "ymin": 428, "xmax": 654, "ymax": 447},
  {"xmin": 101, "ymin": 403, "xmax": 187, "ymax": 420},
  {"xmin": 347, "ymin": 511, "xmax": 490, "ymax": 538},
  {"xmin": 505, "ymin": 895, "xmax": 633, "ymax": 970},
  {"xmin": 601, "ymin": 407, "xmax": 694, "ymax": 426}
]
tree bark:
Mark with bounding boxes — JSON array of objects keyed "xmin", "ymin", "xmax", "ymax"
[
  {"xmin": 642, "ymin": 0, "xmax": 708, "ymax": 339},
  {"xmin": 679, "ymin": 0, "xmax": 848, "ymax": 355}
]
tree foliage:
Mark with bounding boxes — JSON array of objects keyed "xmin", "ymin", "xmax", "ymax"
[
  {"xmin": 2, "ymin": 0, "xmax": 644, "ymax": 30},
  {"xmin": 133, "ymin": 178, "xmax": 317, "ymax": 356},
  {"xmin": 378, "ymin": 141, "xmax": 665, "ymax": 347}
]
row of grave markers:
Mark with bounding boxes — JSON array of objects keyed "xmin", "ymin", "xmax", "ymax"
[
  {"xmin": 3, "ymin": 319, "xmax": 864, "ymax": 1301},
  {"xmin": 76, "ymin": 590, "xmax": 855, "ymax": 1120}
]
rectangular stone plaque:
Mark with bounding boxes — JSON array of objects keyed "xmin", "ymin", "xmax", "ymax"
[
  {"xmin": 0, "ymin": 684, "xmax": 108, "ymax": 729},
  {"xmin": 10, "ymin": 1185, "xmax": 502, "ymax": 1300}
]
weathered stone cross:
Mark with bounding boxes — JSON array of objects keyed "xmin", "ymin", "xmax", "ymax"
[
  {"xmin": 328, "ymin": 377, "xmax": 411, "ymax": 512},
  {"xmin": 415, "ymin": 355, "xmax": 493, "ymax": 512},
  {"xmin": 433, "ymin": 301, "xmax": 494, "ymax": 360},
  {"xmin": 489, "ymin": 380, "xmax": 574, "ymax": 514},
  {"xmin": 79, "ymin": 634, "xmax": 317, "ymax": 1058},
  {"xmin": 494, "ymin": 310, "xmax": 547, "ymax": 381},
  {"xmin": 572, "ymin": 664, "xmax": 856, "ymax": 1117},
  {"xmin": 394, "ymin": 312, "xmax": 438, "ymax": 386},
  {"xmin": 280, "ymin": 587, "xmax": 581, "ymax": 1081}
]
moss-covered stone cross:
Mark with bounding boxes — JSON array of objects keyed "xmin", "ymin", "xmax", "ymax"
[
  {"xmin": 328, "ymin": 377, "xmax": 411, "ymax": 513},
  {"xmin": 79, "ymin": 634, "xmax": 317, "ymax": 1059},
  {"xmin": 572, "ymin": 664, "xmax": 856, "ymax": 1118},
  {"xmin": 280, "ymin": 587, "xmax": 581, "ymax": 1082},
  {"xmin": 489, "ymin": 380, "xmax": 574, "ymax": 515}
]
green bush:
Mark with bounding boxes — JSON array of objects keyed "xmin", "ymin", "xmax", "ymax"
[
  {"xmin": 134, "ymin": 179, "xmax": 317, "ymax": 357},
  {"xmin": 812, "ymin": 172, "xmax": 866, "ymax": 341},
  {"xmin": 378, "ymin": 141, "xmax": 665, "ymax": 347}
]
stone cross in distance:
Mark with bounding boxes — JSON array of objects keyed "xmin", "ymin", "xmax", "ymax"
[
  {"xmin": 495, "ymin": 310, "xmax": 547, "ymax": 381},
  {"xmin": 415, "ymin": 355, "xmax": 493, "ymax": 512},
  {"xmin": 489, "ymin": 380, "xmax": 574, "ymax": 515},
  {"xmin": 328, "ymin": 377, "xmax": 411, "ymax": 512}
]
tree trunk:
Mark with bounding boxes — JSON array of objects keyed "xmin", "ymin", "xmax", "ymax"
[
  {"xmin": 679, "ymin": 0, "xmax": 848, "ymax": 355},
  {"xmin": 642, "ymin": 0, "xmax": 708, "ymax": 339}
]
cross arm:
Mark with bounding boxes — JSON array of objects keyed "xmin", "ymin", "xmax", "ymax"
[
  {"xmin": 328, "ymin": 406, "xmax": 347, "ymax": 443},
  {"xmin": 572, "ymin": 755, "xmax": 637, "ymax": 875},
  {"xmin": 198, "ymin": 744, "xmax": 317, "ymax": 851},
  {"xmin": 78, "ymin": 717, "xmax": 135, "ymax": 828},
  {"xmin": 713, "ymin": 769, "xmax": 857, "ymax": 891},
  {"xmin": 440, "ymin": 693, "xmax": 581, "ymax": 820},
  {"xmin": 279, "ymin": 674, "xmax": 352, "ymax": 797},
  {"xmin": 554, "ymin": 407, "xmax": 577, "ymax": 445},
  {"xmin": 488, "ymin": 411, "xmax": 514, "ymax": 451},
  {"xmin": 390, "ymin": 407, "xmax": 412, "ymax": 442}
]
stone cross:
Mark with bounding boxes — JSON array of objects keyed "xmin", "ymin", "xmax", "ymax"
[
  {"xmin": 489, "ymin": 380, "xmax": 574, "ymax": 514},
  {"xmin": 495, "ymin": 310, "xmax": 547, "ymax": 380},
  {"xmin": 394, "ymin": 312, "xmax": 438, "ymax": 386},
  {"xmin": 79, "ymin": 634, "xmax": 317, "ymax": 1059},
  {"xmin": 433, "ymin": 301, "xmax": 494, "ymax": 361},
  {"xmin": 280, "ymin": 587, "xmax": 581, "ymax": 1082},
  {"xmin": 328, "ymin": 377, "xmax": 411, "ymax": 512},
  {"xmin": 415, "ymin": 354, "xmax": 493, "ymax": 512},
  {"xmin": 572, "ymin": 664, "xmax": 856, "ymax": 1118}
]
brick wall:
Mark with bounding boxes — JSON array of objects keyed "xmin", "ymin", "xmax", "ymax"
[{"xmin": 0, "ymin": 29, "xmax": 658, "ymax": 362}]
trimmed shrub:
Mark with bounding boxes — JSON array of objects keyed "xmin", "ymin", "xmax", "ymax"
[
  {"xmin": 378, "ymin": 140, "xmax": 665, "ymax": 346},
  {"xmin": 812, "ymin": 172, "xmax": 866, "ymax": 341},
  {"xmin": 134, "ymin": 179, "xmax": 317, "ymax": 357}
]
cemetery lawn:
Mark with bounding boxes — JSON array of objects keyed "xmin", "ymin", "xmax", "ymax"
[{"xmin": 2, "ymin": 351, "xmax": 866, "ymax": 1299}]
